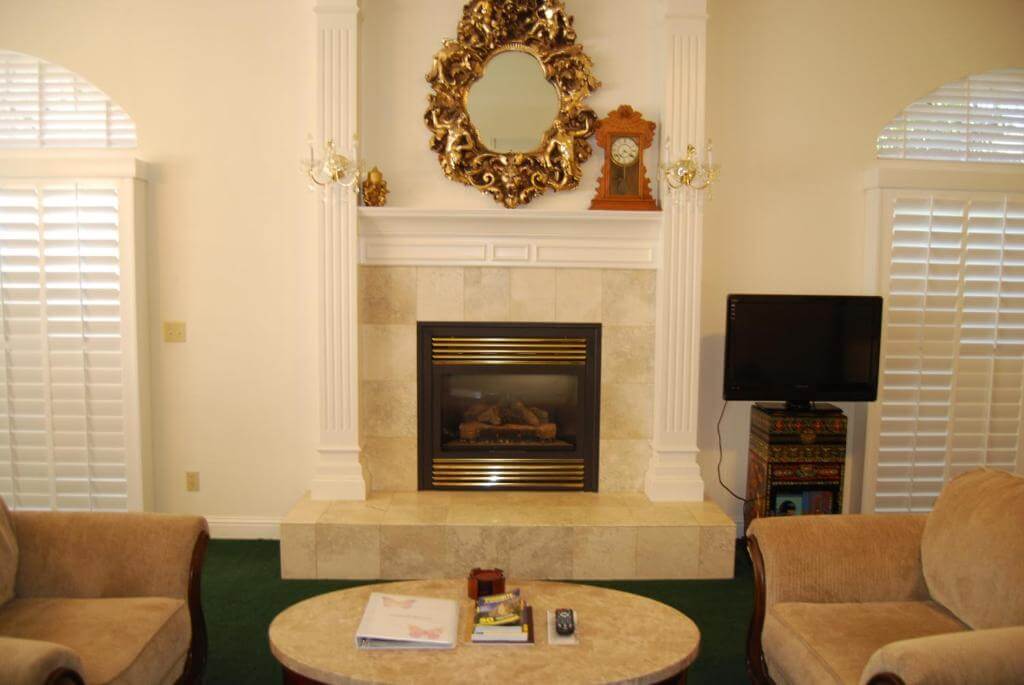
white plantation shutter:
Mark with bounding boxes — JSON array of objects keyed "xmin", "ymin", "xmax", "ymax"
[
  {"xmin": 0, "ymin": 182, "xmax": 131, "ymax": 511},
  {"xmin": 0, "ymin": 50, "xmax": 137, "ymax": 149},
  {"xmin": 877, "ymin": 68, "xmax": 1024, "ymax": 164},
  {"xmin": 869, "ymin": 192, "xmax": 1024, "ymax": 512}
]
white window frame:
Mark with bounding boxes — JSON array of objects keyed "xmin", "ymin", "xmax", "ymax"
[
  {"xmin": 861, "ymin": 162, "xmax": 1024, "ymax": 513},
  {"xmin": 0, "ymin": 154, "xmax": 149, "ymax": 510}
]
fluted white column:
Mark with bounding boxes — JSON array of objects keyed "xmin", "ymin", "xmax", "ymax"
[
  {"xmin": 646, "ymin": 0, "xmax": 707, "ymax": 501},
  {"xmin": 310, "ymin": 0, "xmax": 366, "ymax": 500}
]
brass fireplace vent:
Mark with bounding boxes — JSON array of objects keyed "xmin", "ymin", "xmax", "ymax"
[
  {"xmin": 432, "ymin": 337, "xmax": 587, "ymax": 366},
  {"xmin": 431, "ymin": 457, "xmax": 585, "ymax": 489}
]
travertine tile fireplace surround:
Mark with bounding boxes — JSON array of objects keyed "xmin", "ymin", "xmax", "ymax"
[
  {"xmin": 280, "ymin": 0, "xmax": 729, "ymax": 580},
  {"xmin": 362, "ymin": 268, "xmax": 653, "ymax": 493}
]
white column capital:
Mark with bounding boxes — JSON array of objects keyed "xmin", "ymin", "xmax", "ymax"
[
  {"xmin": 661, "ymin": 0, "xmax": 708, "ymax": 21},
  {"xmin": 314, "ymin": 0, "xmax": 358, "ymax": 16}
]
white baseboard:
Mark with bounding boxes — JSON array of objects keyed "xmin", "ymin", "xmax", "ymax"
[{"xmin": 205, "ymin": 515, "xmax": 281, "ymax": 540}]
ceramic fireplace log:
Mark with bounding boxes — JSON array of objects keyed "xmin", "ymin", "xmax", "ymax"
[
  {"xmin": 462, "ymin": 401, "xmax": 548, "ymax": 427},
  {"xmin": 458, "ymin": 421, "xmax": 558, "ymax": 441}
]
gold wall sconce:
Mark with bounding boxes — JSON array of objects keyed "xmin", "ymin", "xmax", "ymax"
[
  {"xmin": 661, "ymin": 139, "xmax": 719, "ymax": 199},
  {"xmin": 303, "ymin": 137, "xmax": 361, "ymax": 190}
]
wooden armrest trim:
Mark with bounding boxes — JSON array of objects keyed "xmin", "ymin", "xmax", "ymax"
[
  {"xmin": 866, "ymin": 674, "xmax": 907, "ymax": 685},
  {"xmin": 746, "ymin": 534, "xmax": 773, "ymax": 685},
  {"xmin": 176, "ymin": 529, "xmax": 209, "ymax": 685},
  {"xmin": 44, "ymin": 667, "xmax": 85, "ymax": 685}
]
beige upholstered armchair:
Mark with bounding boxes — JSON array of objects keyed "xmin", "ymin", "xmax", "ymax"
[
  {"xmin": 746, "ymin": 468, "xmax": 1024, "ymax": 685},
  {"xmin": 0, "ymin": 498, "xmax": 208, "ymax": 685}
]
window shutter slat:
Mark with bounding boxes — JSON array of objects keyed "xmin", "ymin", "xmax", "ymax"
[
  {"xmin": 873, "ymin": 193, "xmax": 1024, "ymax": 512},
  {"xmin": 0, "ymin": 182, "xmax": 127, "ymax": 511}
]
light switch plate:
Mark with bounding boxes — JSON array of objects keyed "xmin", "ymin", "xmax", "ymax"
[
  {"xmin": 163, "ymin": 321, "xmax": 187, "ymax": 343},
  {"xmin": 186, "ymin": 471, "xmax": 200, "ymax": 492}
]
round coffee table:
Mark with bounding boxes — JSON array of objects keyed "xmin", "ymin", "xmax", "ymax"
[{"xmin": 269, "ymin": 579, "xmax": 700, "ymax": 685}]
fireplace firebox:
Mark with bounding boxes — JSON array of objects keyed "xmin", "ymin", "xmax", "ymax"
[{"xmin": 418, "ymin": 322, "xmax": 601, "ymax": 490}]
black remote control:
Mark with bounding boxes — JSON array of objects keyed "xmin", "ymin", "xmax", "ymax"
[{"xmin": 554, "ymin": 608, "xmax": 575, "ymax": 636}]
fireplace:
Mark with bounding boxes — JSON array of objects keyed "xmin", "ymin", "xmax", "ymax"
[{"xmin": 418, "ymin": 322, "xmax": 601, "ymax": 490}]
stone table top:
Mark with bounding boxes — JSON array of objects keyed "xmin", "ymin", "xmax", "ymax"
[{"xmin": 269, "ymin": 579, "xmax": 701, "ymax": 685}]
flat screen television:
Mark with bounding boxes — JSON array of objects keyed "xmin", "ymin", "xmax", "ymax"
[{"xmin": 723, "ymin": 294, "xmax": 883, "ymax": 406}]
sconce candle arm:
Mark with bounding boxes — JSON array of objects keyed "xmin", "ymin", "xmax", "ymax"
[
  {"xmin": 303, "ymin": 137, "xmax": 363, "ymax": 189},
  {"xmin": 660, "ymin": 138, "xmax": 719, "ymax": 196}
]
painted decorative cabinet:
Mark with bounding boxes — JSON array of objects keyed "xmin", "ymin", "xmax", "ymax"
[{"xmin": 743, "ymin": 403, "xmax": 847, "ymax": 533}]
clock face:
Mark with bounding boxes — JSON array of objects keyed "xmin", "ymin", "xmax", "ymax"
[{"xmin": 610, "ymin": 137, "xmax": 640, "ymax": 166}]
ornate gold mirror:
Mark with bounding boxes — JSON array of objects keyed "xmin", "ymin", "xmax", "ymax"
[
  {"xmin": 425, "ymin": 0, "xmax": 601, "ymax": 208},
  {"xmin": 467, "ymin": 51, "xmax": 559, "ymax": 152}
]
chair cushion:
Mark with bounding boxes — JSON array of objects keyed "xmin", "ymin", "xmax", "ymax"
[
  {"xmin": 763, "ymin": 601, "xmax": 967, "ymax": 685},
  {"xmin": 0, "ymin": 499, "xmax": 15, "ymax": 605},
  {"xmin": 922, "ymin": 468, "xmax": 1024, "ymax": 629},
  {"xmin": 0, "ymin": 596, "xmax": 189, "ymax": 685}
]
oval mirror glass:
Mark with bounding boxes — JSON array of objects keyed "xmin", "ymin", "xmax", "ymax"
[{"xmin": 467, "ymin": 50, "xmax": 560, "ymax": 152}]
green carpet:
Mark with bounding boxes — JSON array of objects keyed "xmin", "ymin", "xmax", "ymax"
[{"xmin": 202, "ymin": 540, "xmax": 753, "ymax": 684}]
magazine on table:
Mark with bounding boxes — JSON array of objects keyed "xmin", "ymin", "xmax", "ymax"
[
  {"xmin": 355, "ymin": 593, "xmax": 459, "ymax": 650},
  {"xmin": 471, "ymin": 589, "xmax": 534, "ymax": 644}
]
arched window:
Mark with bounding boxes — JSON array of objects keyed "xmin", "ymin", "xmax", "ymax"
[
  {"xmin": 864, "ymin": 67, "xmax": 1024, "ymax": 515},
  {"xmin": 0, "ymin": 49, "xmax": 137, "ymax": 148},
  {"xmin": 876, "ymin": 67, "xmax": 1023, "ymax": 164},
  {"xmin": 1, "ymin": 50, "xmax": 145, "ymax": 511}
]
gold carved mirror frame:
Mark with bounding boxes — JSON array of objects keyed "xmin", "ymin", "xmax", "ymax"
[{"xmin": 425, "ymin": 0, "xmax": 601, "ymax": 208}]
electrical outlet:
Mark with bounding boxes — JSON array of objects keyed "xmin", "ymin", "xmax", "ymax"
[
  {"xmin": 185, "ymin": 471, "xmax": 200, "ymax": 492},
  {"xmin": 163, "ymin": 321, "xmax": 187, "ymax": 343}
]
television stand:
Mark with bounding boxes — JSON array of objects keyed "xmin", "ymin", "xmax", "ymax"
[{"xmin": 743, "ymin": 402, "xmax": 847, "ymax": 533}]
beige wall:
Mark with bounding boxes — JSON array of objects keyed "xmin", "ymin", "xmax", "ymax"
[
  {"xmin": 701, "ymin": 0, "xmax": 1024, "ymax": 523},
  {"xmin": 2, "ymin": 0, "xmax": 1022, "ymax": 525},
  {"xmin": 0, "ymin": 0, "xmax": 320, "ymax": 519}
]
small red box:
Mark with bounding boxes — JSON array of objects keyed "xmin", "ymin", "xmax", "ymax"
[{"xmin": 467, "ymin": 568, "xmax": 505, "ymax": 599}]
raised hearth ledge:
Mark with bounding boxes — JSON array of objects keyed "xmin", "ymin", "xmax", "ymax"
[
  {"xmin": 358, "ymin": 207, "xmax": 661, "ymax": 269},
  {"xmin": 280, "ymin": 491, "xmax": 736, "ymax": 581}
]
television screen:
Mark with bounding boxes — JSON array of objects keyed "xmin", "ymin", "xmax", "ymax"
[{"xmin": 723, "ymin": 295, "xmax": 883, "ymax": 403}]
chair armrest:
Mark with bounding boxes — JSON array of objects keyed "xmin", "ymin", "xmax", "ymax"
[
  {"xmin": 748, "ymin": 513, "xmax": 930, "ymax": 607},
  {"xmin": 861, "ymin": 626, "xmax": 1024, "ymax": 685},
  {"xmin": 746, "ymin": 514, "xmax": 930, "ymax": 685},
  {"xmin": 12, "ymin": 511, "xmax": 208, "ymax": 600},
  {"xmin": 0, "ymin": 636, "xmax": 84, "ymax": 685}
]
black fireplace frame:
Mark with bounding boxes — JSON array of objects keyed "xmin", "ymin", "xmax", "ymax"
[{"xmin": 417, "ymin": 322, "xmax": 601, "ymax": 491}]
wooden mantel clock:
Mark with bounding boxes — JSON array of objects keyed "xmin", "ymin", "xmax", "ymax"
[{"xmin": 590, "ymin": 105, "xmax": 659, "ymax": 211}]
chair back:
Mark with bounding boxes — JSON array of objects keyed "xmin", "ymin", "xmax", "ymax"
[{"xmin": 921, "ymin": 468, "xmax": 1024, "ymax": 629}]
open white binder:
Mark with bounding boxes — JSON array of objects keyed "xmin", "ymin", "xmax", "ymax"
[{"xmin": 355, "ymin": 593, "xmax": 459, "ymax": 650}]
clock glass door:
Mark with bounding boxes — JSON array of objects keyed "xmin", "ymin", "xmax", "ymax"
[{"xmin": 611, "ymin": 160, "xmax": 639, "ymax": 197}]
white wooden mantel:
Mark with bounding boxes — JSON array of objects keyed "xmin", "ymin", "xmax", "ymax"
[
  {"xmin": 309, "ymin": 0, "xmax": 708, "ymax": 502},
  {"xmin": 358, "ymin": 208, "xmax": 662, "ymax": 269}
]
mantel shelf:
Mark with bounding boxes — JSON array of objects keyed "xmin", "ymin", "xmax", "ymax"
[
  {"xmin": 357, "ymin": 206, "xmax": 663, "ymax": 224},
  {"xmin": 356, "ymin": 205, "xmax": 663, "ymax": 269}
]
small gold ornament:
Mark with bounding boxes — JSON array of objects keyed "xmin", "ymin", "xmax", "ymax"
[{"xmin": 361, "ymin": 166, "xmax": 389, "ymax": 207}]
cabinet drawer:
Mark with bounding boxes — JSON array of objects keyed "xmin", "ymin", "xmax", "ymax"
[{"xmin": 771, "ymin": 463, "xmax": 842, "ymax": 481}]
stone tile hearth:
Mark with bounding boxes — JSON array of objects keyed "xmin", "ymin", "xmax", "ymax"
[{"xmin": 280, "ymin": 491, "xmax": 735, "ymax": 581}]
